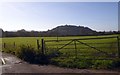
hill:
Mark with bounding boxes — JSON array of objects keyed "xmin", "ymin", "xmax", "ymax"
[{"xmin": 43, "ymin": 25, "xmax": 97, "ymax": 36}]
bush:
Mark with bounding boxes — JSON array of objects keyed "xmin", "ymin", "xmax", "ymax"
[
  {"xmin": 15, "ymin": 45, "xmax": 36, "ymax": 63},
  {"xmin": 15, "ymin": 45, "xmax": 51, "ymax": 64}
]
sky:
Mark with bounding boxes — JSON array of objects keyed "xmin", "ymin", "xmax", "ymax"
[{"xmin": 0, "ymin": 2, "xmax": 119, "ymax": 31}]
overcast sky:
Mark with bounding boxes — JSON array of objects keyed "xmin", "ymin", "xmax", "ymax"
[{"xmin": 0, "ymin": 2, "xmax": 119, "ymax": 31}]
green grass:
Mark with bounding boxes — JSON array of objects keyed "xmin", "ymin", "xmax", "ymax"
[
  {"xmin": 1, "ymin": 34, "xmax": 120, "ymax": 69},
  {"xmin": 2, "ymin": 35, "xmax": 119, "ymax": 59}
]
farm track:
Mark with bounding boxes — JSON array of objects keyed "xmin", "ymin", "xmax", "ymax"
[{"xmin": 0, "ymin": 52, "xmax": 120, "ymax": 74}]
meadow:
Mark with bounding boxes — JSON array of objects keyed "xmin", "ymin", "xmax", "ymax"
[
  {"xmin": 1, "ymin": 34, "xmax": 120, "ymax": 69},
  {"xmin": 2, "ymin": 34, "xmax": 118, "ymax": 49}
]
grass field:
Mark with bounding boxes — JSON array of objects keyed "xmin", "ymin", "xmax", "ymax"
[
  {"xmin": 1, "ymin": 34, "xmax": 120, "ymax": 69},
  {"xmin": 2, "ymin": 34, "xmax": 118, "ymax": 48},
  {"xmin": 2, "ymin": 34, "xmax": 119, "ymax": 56}
]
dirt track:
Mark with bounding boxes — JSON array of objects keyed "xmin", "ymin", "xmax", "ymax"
[{"xmin": 1, "ymin": 52, "xmax": 120, "ymax": 74}]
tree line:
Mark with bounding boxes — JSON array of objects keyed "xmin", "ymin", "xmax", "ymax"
[{"xmin": 0, "ymin": 25, "xmax": 120, "ymax": 37}]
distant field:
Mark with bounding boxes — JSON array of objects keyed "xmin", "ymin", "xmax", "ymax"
[{"xmin": 2, "ymin": 34, "xmax": 118, "ymax": 45}]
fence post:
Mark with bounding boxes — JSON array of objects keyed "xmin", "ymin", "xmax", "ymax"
[
  {"xmin": 41, "ymin": 39, "xmax": 45, "ymax": 55},
  {"xmin": 3, "ymin": 43, "xmax": 6, "ymax": 48},
  {"xmin": 74, "ymin": 40, "xmax": 77, "ymax": 59},
  {"xmin": 117, "ymin": 36, "xmax": 120, "ymax": 58},
  {"xmin": 13, "ymin": 42, "xmax": 15, "ymax": 47},
  {"xmin": 37, "ymin": 39, "xmax": 40, "ymax": 50}
]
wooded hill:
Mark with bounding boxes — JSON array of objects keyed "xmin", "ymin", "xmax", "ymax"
[{"xmin": 41, "ymin": 25, "xmax": 97, "ymax": 36}]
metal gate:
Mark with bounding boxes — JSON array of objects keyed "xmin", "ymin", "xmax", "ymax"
[{"xmin": 44, "ymin": 36, "xmax": 119, "ymax": 60}]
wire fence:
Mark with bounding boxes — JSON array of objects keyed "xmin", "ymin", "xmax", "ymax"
[{"xmin": 2, "ymin": 36, "xmax": 120, "ymax": 60}]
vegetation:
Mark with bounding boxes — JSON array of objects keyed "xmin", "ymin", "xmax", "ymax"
[
  {"xmin": 1, "ymin": 34, "xmax": 120, "ymax": 69},
  {"xmin": 1, "ymin": 25, "xmax": 119, "ymax": 37}
]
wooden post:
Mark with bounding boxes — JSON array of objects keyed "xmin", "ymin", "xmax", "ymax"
[
  {"xmin": 43, "ymin": 41, "xmax": 46, "ymax": 54},
  {"xmin": 41, "ymin": 39, "xmax": 45, "ymax": 55},
  {"xmin": 74, "ymin": 40, "xmax": 77, "ymax": 59},
  {"xmin": 37, "ymin": 39, "xmax": 40, "ymax": 50},
  {"xmin": 3, "ymin": 43, "xmax": 6, "ymax": 48},
  {"xmin": 13, "ymin": 42, "xmax": 15, "ymax": 47},
  {"xmin": 117, "ymin": 36, "xmax": 120, "ymax": 58}
]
